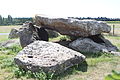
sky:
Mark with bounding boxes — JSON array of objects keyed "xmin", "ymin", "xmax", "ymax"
[{"xmin": 0, "ymin": 0, "xmax": 120, "ymax": 18}]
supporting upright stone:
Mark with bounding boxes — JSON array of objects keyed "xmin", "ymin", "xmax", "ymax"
[
  {"xmin": 18, "ymin": 22, "xmax": 49, "ymax": 48},
  {"xmin": 69, "ymin": 35, "xmax": 118, "ymax": 53}
]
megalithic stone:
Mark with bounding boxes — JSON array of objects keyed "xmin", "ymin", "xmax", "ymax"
[
  {"xmin": 14, "ymin": 41, "xmax": 86, "ymax": 74},
  {"xmin": 35, "ymin": 15, "xmax": 111, "ymax": 37}
]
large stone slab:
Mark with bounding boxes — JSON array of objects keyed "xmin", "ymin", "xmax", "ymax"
[
  {"xmin": 18, "ymin": 26, "xmax": 34, "ymax": 48},
  {"xmin": 69, "ymin": 35, "xmax": 118, "ymax": 53},
  {"xmin": 35, "ymin": 15, "xmax": 111, "ymax": 37},
  {"xmin": 14, "ymin": 41, "xmax": 85, "ymax": 74},
  {"xmin": 17, "ymin": 22, "xmax": 49, "ymax": 48}
]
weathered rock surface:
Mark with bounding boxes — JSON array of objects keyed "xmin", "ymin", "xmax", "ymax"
[
  {"xmin": 0, "ymin": 39, "xmax": 19, "ymax": 48},
  {"xmin": 69, "ymin": 35, "xmax": 118, "ymax": 53},
  {"xmin": 18, "ymin": 27, "xmax": 34, "ymax": 48},
  {"xmin": 35, "ymin": 15, "xmax": 111, "ymax": 37},
  {"xmin": 14, "ymin": 41, "xmax": 85, "ymax": 74},
  {"xmin": 18, "ymin": 22, "xmax": 48, "ymax": 48},
  {"xmin": 8, "ymin": 28, "xmax": 19, "ymax": 39}
]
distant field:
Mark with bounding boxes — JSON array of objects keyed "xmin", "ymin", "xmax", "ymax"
[
  {"xmin": 106, "ymin": 21, "xmax": 120, "ymax": 24},
  {"xmin": 104, "ymin": 21, "xmax": 120, "ymax": 36},
  {"xmin": 0, "ymin": 25, "xmax": 21, "ymax": 42},
  {"xmin": 0, "ymin": 25, "xmax": 21, "ymax": 33}
]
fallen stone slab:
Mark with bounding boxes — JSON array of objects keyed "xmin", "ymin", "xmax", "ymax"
[
  {"xmin": 69, "ymin": 35, "xmax": 118, "ymax": 53},
  {"xmin": 14, "ymin": 41, "xmax": 85, "ymax": 74},
  {"xmin": 35, "ymin": 15, "xmax": 111, "ymax": 37}
]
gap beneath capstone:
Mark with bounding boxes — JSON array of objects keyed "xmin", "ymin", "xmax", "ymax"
[{"xmin": 86, "ymin": 34, "xmax": 105, "ymax": 44}]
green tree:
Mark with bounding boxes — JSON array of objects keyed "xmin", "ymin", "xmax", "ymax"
[
  {"xmin": 2, "ymin": 17, "xmax": 8, "ymax": 25},
  {"xmin": 8, "ymin": 15, "xmax": 13, "ymax": 25},
  {"xmin": 0, "ymin": 15, "xmax": 3, "ymax": 25}
]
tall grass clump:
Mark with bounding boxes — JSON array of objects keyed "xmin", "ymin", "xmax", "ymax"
[
  {"xmin": 0, "ymin": 44, "xmax": 22, "ymax": 55},
  {"xmin": 105, "ymin": 70, "xmax": 120, "ymax": 80},
  {"xmin": 14, "ymin": 67, "xmax": 54, "ymax": 80}
]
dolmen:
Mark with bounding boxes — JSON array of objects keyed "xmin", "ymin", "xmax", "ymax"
[
  {"xmin": 35, "ymin": 15, "xmax": 118, "ymax": 53},
  {"xmin": 14, "ymin": 15, "xmax": 119, "ymax": 74}
]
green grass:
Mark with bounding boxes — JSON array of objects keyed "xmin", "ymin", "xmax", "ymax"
[
  {"xmin": 0, "ymin": 38, "xmax": 119, "ymax": 80},
  {"xmin": 0, "ymin": 35, "xmax": 9, "ymax": 42},
  {"xmin": 105, "ymin": 35, "xmax": 120, "ymax": 40},
  {"xmin": 106, "ymin": 21, "xmax": 120, "ymax": 24},
  {"xmin": 104, "ymin": 21, "xmax": 120, "ymax": 36},
  {"xmin": 0, "ymin": 25, "xmax": 21, "ymax": 42},
  {"xmin": 105, "ymin": 70, "xmax": 120, "ymax": 80},
  {"xmin": 0, "ymin": 25, "xmax": 120, "ymax": 80},
  {"xmin": 104, "ymin": 35, "xmax": 120, "ymax": 48},
  {"xmin": 49, "ymin": 35, "xmax": 70, "ymax": 41}
]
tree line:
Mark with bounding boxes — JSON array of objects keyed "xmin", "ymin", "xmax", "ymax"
[
  {"xmin": 0, "ymin": 15, "xmax": 33, "ymax": 25},
  {"xmin": 1, "ymin": 15, "xmax": 120, "ymax": 26},
  {"xmin": 69, "ymin": 17, "xmax": 120, "ymax": 21}
]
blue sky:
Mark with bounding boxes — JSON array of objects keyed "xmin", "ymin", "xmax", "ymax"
[{"xmin": 0, "ymin": 0, "xmax": 120, "ymax": 18}]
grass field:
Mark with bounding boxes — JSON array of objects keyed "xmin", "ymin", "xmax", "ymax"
[
  {"xmin": 106, "ymin": 21, "xmax": 120, "ymax": 24},
  {"xmin": 0, "ymin": 25, "xmax": 21, "ymax": 33},
  {"xmin": 106, "ymin": 22, "xmax": 120, "ymax": 36},
  {"xmin": 105, "ymin": 36, "xmax": 120, "ymax": 48},
  {"xmin": 0, "ymin": 25, "xmax": 21, "ymax": 41},
  {"xmin": 0, "ymin": 23, "xmax": 120, "ymax": 80},
  {"xmin": 0, "ymin": 35, "xmax": 9, "ymax": 42}
]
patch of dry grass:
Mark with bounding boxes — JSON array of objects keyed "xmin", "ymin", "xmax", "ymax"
[
  {"xmin": 104, "ymin": 36, "xmax": 120, "ymax": 48},
  {"xmin": 106, "ymin": 23, "xmax": 120, "ymax": 36},
  {"xmin": 0, "ymin": 25, "xmax": 21, "ymax": 33},
  {"xmin": 0, "ymin": 24, "xmax": 120, "ymax": 80},
  {"xmin": 0, "ymin": 25, "xmax": 21, "ymax": 42},
  {"xmin": 62, "ymin": 57, "xmax": 120, "ymax": 80},
  {"xmin": 0, "ymin": 35, "xmax": 9, "ymax": 42}
]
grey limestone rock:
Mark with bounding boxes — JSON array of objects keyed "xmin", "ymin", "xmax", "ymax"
[
  {"xmin": 69, "ymin": 35, "xmax": 118, "ymax": 53},
  {"xmin": 18, "ymin": 22, "xmax": 49, "ymax": 48},
  {"xmin": 14, "ymin": 41, "xmax": 85, "ymax": 74},
  {"xmin": 35, "ymin": 15, "xmax": 111, "ymax": 37},
  {"xmin": 18, "ymin": 26, "xmax": 34, "ymax": 48}
]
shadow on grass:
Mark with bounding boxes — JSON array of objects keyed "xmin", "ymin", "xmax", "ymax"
[
  {"xmin": 81, "ymin": 51, "xmax": 103, "ymax": 58},
  {"xmin": 13, "ymin": 61, "xmax": 88, "ymax": 80},
  {"xmin": 79, "ymin": 51, "xmax": 113, "ymax": 58},
  {"xmin": 53, "ymin": 61, "xmax": 88, "ymax": 80},
  {"xmin": 52, "ymin": 52, "xmax": 114, "ymax": 80}
]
